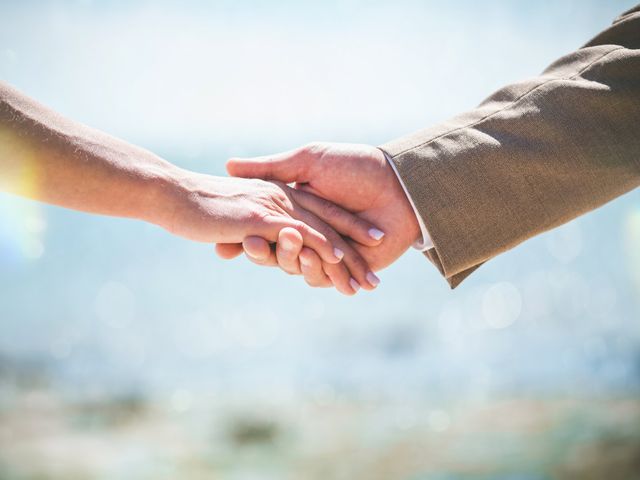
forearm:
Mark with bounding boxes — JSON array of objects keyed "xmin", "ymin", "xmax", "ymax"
[{"xmin": 0, "ymin": 81, "xmax": 180, "ymax": 226}]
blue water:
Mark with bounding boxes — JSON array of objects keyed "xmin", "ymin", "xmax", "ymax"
[{"xmin": 0, "ymin": 159, "xmax": 637, "ymax": 397}]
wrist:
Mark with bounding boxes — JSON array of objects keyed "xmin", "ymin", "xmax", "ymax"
[
  {"xmin": 399, "ymin": 188, "xmax": 421, "ymax": 245},
  {"xmin": 379, "ymin": 149, "xmax": 422, "ymax": 245},
  {"xmin": 134, "ymin": 155, "xmax": 192, "ymax": 229}
]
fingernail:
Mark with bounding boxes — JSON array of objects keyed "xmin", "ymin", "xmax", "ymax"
[
  {"xmin": 349, "ymin": 278, "xmax": 361, "ymax": 292},
  {"xmin": 334, "ymin": 248, "xmax": 344, "ymax": 261},
  {"xmin": 368, "ymin": 228, "xmax": 385, "ymax": 241},
  {"xmin": 366, "ymin": 271, "xmax": 380, "ymax": 287}
]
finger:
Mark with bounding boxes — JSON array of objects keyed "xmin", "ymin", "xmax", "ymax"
[
  {"xmin": 215, "ymin": 243, "xmax": 244, "ymax": 259},
  {"xmin": 265, "ymin": 216, "xmax": 343, "ymax": 265},
  {"xmin": 256, "ymin": 217, "xmax": 358, "ymax": 294},
  {"xmin": 276, "ymin": 227, "xmax": 303, "ymax": 275},
  {"xmin": 323, "ymin": 260, "xmax": 359, "ymax": 295},
  {"xmin": 291, "ymin": 188, "xmax": 385, "ymax": 246},
  {"xmin": 227, "ymin": 147, "xmax": 312, "ymax": 183},
  {"xmin": 292, "ymin": 210, "xmax": 377, "ymax": 292},
  {"xmin": 245, "ymin": 252, "xmax": 278, "ymax": 267},
  {"xmin": 243, "ymin": 236, "xmax": 277, "ymax": 266},
  {"xmin": 299, "ymin": 247, "xmax": 332, "ymax": 288}
]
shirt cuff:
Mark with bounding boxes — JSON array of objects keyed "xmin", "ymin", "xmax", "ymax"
[{"xmin": 381, "ymin": 149, "xmax": 434, "ymax": 251}]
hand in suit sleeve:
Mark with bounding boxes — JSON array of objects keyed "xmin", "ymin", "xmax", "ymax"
[{"xmin": 380, "ymin": 5, "xmax": 640, "ymax": 288}]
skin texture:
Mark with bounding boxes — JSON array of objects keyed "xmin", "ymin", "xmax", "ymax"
[
  {"xmin": 0, "ymin": 82, "xmax": 383, "ymax": 288},
  {"xmin": 220, "ymin": 142, "xmax": 421, "ymax": 289}
]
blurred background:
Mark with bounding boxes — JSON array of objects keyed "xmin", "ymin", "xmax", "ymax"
[{"xmin": 1, "ymin": 1, "xmax": 639, "ymax": 479}]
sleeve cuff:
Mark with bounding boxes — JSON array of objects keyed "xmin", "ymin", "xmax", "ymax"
[{"xmin": 381, "ymin": 149, "xmax": 434, "ymax": 251}]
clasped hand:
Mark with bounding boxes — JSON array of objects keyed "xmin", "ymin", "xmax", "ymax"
[{"xmin": 214, "ymin": 142, "xmax": 421, "ymax": 295}]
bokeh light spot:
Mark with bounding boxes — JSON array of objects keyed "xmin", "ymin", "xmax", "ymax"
[
  {"xmin": 427, "ymin": 410, "xmax": 451, "ymax": 432},
  {"xmin": 482, "ymin": 282, "xmax": 522, "ymax": 329},
  {"xmin": 545, "ymin": 221, "xmax": 583, "ymax": 264}
]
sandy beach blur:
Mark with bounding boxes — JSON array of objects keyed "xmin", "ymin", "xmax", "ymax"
[{"xmin": 1, "ymin": 365, "xmax": 639, "ymax": 480}]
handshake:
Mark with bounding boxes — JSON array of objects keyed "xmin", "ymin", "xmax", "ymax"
[{"xmin": 211, "ymin": 142, "xmax": 422, "ymax": 295}]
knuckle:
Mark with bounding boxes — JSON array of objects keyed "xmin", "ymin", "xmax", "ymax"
[
  {"xmin": 300, "ymin": 142, "xmax": 329, "ymax": 162},
  {"xmin": 351, "ymin": 215, "xmax": 369, "ymax": 232},
  {"xmin": 324, "ymin": 267, "xmax": 347, "ymax": 291},
  {"xmin": 248, "ymin": 208, "xmax": 271, "ymax": 225},
  {"xmin": 301, "ymin": 142, "xmax": 321, "ymax": 155},
  {"xmin": 267, "ymin": 184, "xmax": 289, "ymax": 204},
  {"xmin": 340, "ymin": 211, "xmax": 365, "ymax": 233},
  {"xmin": 289, "ymin": 219, "xmax": 305, "ymax": 231},
  {"xmin": 347, "ymin": 251, "xmax": 368, "ymax": 271},
  {"xmin": 292, "ymin": 221, "xmax": 315, "ymax": 238}
]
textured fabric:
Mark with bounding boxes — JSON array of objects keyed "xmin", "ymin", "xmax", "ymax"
[
  {"xmin": 382, "ymin": 150, "xmax": 434, "ymax": 251},
  {"xmin": 380, "ymin": 5, "xmax": 640, "ymax": 288}
]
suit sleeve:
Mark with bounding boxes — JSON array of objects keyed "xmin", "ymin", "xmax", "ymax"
[{"xmin": 380, "ymin": 6, "xmax": 640, "ymax": 288}]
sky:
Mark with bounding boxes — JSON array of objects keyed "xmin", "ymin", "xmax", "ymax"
[{"xmin": 1, "ymin": 0, "xmax": 636, "ymax": 153}]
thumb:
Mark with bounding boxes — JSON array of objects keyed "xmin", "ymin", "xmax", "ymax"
[{"xmin": 227, "ymin": 147, "xmax": 312, "ymax": 183}]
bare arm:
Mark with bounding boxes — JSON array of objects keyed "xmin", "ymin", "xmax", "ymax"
[
  {"xmin": 0, "ymin": 82, "xmax": 383, "ymax": 293},
  {"xmin": 0, "ymin": 81, "xmax": 181, "ymax": 224}
]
